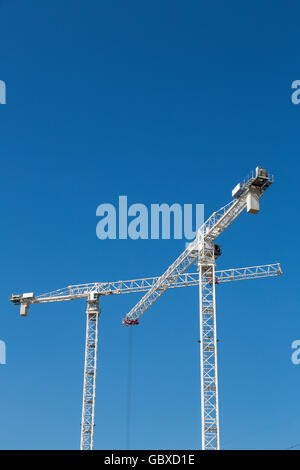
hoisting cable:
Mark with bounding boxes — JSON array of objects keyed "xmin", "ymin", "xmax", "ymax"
[{"xmin": 126, "ymin": 326, "xmax": 133, "ymax": 450}]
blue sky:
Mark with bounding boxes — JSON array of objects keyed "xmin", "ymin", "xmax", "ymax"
[{"xmin": 0, "ymin": 0, "xmax": 299, "ymax": 450}]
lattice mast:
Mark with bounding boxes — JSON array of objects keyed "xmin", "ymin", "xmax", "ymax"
[
  {"xmin": 80, "ymin": 293, "xmax": 100, "ymax": 450},
  {"xmin": 198, "ymin": 241, "xmax": 220, "ymax": 449}
]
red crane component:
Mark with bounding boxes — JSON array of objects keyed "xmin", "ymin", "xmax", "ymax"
[
  {"xmin": 207, "ymin": 277, "xmax": 219, "ymax": 286},
  {"xmin": 122, "ymin": 317, "xmax": 139, "ymax": 326}
]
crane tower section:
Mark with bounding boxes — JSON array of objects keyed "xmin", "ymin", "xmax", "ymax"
[
  {"xmin": 198, "ymin": 240, "xmax": 219, "ymax": 449},
  {"xmin": 80, "ymin": 293, "xmax": 100, "ymax": 450}
]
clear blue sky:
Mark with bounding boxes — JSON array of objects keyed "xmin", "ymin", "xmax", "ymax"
[{"xmin": 0, "ymin": 0, "xmax": 299, "ymax": 450}]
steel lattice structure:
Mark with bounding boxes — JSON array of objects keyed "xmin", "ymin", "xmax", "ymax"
[
  {"xmin": 123, "ymin": 166, "xmax": 275, "ymax": 450},
  {"xmin": 10, "ymin": 167, "xmax": 279, "ymax": 450},
  {"xmin": 80, "ymin": 295, "xmax": 100, "ymax": 450},
  {"xmin": 198, "ymin": 241, "xmax": 220, "ymax": 449},
  {"xmin": 123, "ymin": 169, "xmax": 272, "ymax": 324}
]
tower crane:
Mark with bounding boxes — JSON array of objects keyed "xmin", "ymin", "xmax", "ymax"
[
  {"xmin": 122, "ymin": 166, "xmax": 274, "ymax": 450},
  {"xmin": 10, "ymin": 260, "xmax": 281, "ymax": 449}
]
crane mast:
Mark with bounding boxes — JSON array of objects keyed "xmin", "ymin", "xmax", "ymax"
[
  {"xmin": 198, "ymin": 241, "xmax": 220, "ymax": 449},
  {"xmin": 10, "ymin": 263, "xmax": 280, "ymax": 449},
  {"xmin": 80, "ymin": 293, "xmax": 100, "ymax": 450}
]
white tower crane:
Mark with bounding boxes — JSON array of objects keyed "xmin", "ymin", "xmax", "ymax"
[
  {"xmin": 122, "ymin": 166, "xmax": 274, "ymax": 450},
  {"xmin": 10, "ymin": 261, "xmax": 280, "ymax": 449}
]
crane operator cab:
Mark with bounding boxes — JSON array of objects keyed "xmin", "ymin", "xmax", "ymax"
[{"xmin": 232, "ymin": 167, "xmax": 272, "ymax": 215}]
